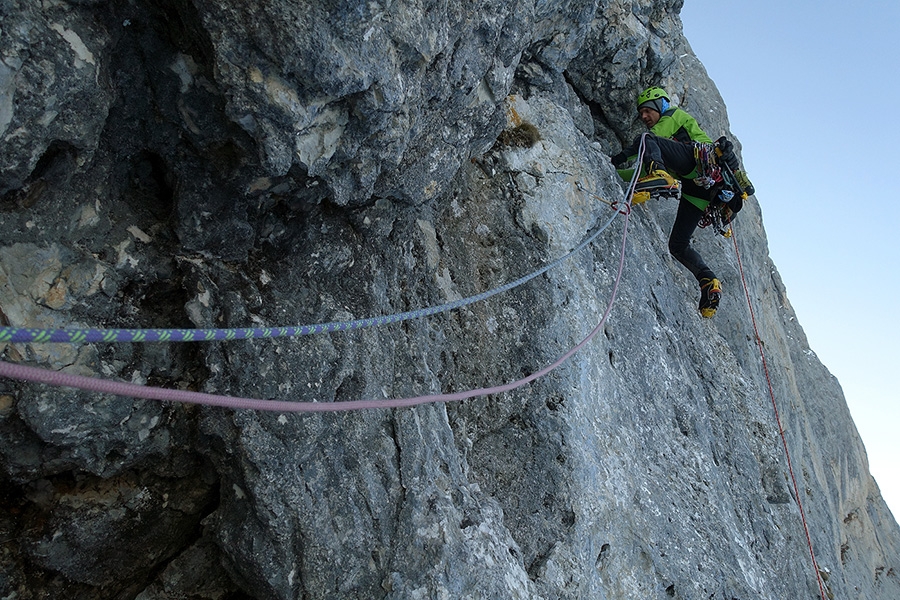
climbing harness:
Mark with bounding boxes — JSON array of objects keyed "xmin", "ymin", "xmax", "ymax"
[{"xmin": 731, "ymin": 223, "xmax": 829, "ymax": 600}]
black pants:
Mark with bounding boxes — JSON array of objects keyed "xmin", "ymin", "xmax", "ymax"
[
  {"xmin": 625, "ymin": 134, "xmax": 696, "ymax": 175},
  {"xmin": 668, "ymin": 197, "xmax": 716, "ymax": 283}
]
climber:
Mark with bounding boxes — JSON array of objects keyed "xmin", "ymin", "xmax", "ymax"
[{"xmin": 610, "ymin": 86, "xmax": 741, "ymax": 318}]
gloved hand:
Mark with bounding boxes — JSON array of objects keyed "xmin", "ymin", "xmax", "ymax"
[
  {"xmin": 611, "ymin": 152, "xmax": 628, "ymax": 167},
  {"xmin": 716, "ymin": 137, "xmax": 740, "ymax": 171},
  {"xmin": 722, "ymin": 152, "xmax": 740, "ymax": 171}
]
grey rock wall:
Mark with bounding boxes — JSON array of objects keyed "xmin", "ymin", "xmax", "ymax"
[{"xmin": 1, "ymin": 1, "xmax": 898, "ymax": 599}]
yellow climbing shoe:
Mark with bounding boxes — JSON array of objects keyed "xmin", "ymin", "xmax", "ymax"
[
  {"xmin": 635, "ymin": 169, "xmax": 680, "ymax": 194},
  {"xmin": 699, "ymin": 278, "xmax": 721, "ymax": 318}
]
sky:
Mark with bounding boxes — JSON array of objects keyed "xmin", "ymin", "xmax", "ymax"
[{"xmin": 681, "ymin": 1, "xmax": 900, "ymax": 518}]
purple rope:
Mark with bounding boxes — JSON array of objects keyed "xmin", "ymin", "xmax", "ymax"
[{"xmin": 0, "ymin": 142, "xmax": 644, "ymax": 412}]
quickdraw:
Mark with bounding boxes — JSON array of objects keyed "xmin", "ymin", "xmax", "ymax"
[
  {"xmin": 575, "ymin": 180, "xmax": 631, "ymax": 215},
  {"xmin": 693, "ymin": 142, "xmax": 723, "ymax": 190}
]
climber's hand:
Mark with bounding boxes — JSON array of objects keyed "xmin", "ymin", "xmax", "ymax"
[{"xmin": 716, "ymin": 138, "xmax": 740, "ymax": 171}]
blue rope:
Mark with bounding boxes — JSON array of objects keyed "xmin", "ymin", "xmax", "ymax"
[{"xmin": 1, "ymin": 200, "xmax": 621, "ymax": 345}]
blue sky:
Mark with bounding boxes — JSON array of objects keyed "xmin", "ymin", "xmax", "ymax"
[{"xmin": 681, "ymin": 1, "xmax": 900, "ymax": 518}]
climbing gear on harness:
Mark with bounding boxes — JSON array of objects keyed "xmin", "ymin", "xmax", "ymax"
[
  {"xmin": 692, "ymin": 136, "xmax": 753, "ymax": 237},
  {"xmin": 699, "ymin": 277, "xmax": 722, "ymax": 318},
  {"xmin": 634, "ymin": 166, "xmax": 681, "ymax": 201},
  {"xmin": 693, "ymin": 142, "xmax": 724, "ymax": 190},
  {"xmin": 699, "ymin": 189, "xmax": 738, "ymax": 237},
  {"xmin": 693, "ymin": 136, "xmax": 755, "ymax": 201}
]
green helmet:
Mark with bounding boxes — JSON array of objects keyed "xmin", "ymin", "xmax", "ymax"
[{"xmin": 637, "ymin": 86, "xmax": 669, "ymax": 110}]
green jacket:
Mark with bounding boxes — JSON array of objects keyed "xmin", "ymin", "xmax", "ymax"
[
  {"xmin": 651, "ymin": 107, "xmax": 712, "ymax": 145},
  {"xmin": 618, "ymin": 107, "xmax": 713, "ymax": 210}
]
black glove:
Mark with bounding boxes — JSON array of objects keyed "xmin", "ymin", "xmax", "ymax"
[
  {"xmin": 716, "ymin": 137, "xmax": 740, "ymax": 171},
  {"xmin": 723, "ymin": 152, "xmax": 739, "ymax": 171},
  {"xmin": 611, "ymin": 152, "xmax": 628, "ymax": 167}
]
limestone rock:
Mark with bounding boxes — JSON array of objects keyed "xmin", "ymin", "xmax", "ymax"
[{"xmin": 1, "ymin": 1, "xmax": 898, "ymax": 600}]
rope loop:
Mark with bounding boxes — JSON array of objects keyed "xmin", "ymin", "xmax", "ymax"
[
  {"xmin": 0, "ymin": 137, "xmax": 656, "ymax": 414},
  {"xmin": 0, "ymin": 186, "xmax": 639, "ymax": 411}
]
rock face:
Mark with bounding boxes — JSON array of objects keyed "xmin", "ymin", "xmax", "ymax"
[{"xmin": 1, "ymin": 1, "xmax": 898, "ymax": 599}]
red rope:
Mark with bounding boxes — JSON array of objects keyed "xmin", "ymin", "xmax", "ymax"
[{"xmin": 730, "ymin": 222, "xmax": 828, "ymax": 600}]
